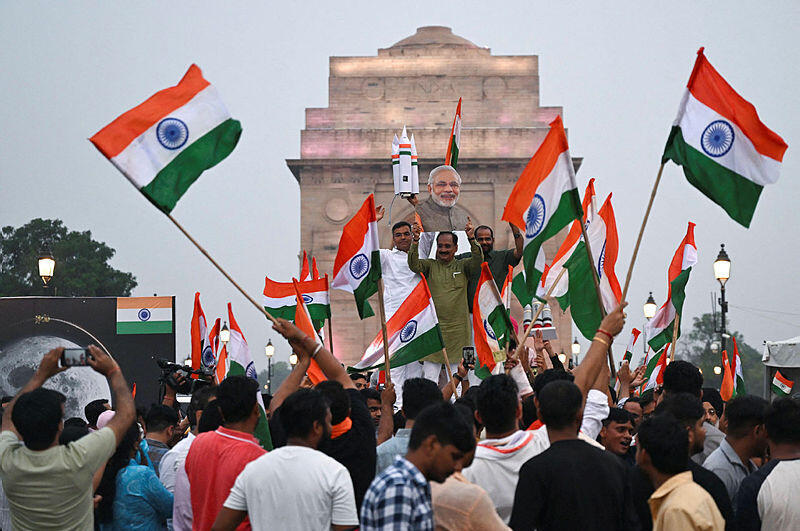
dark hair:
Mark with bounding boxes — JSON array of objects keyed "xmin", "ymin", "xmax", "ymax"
[
  {"xmin": 315, "ymin": 380, "xmax": 351, "ymax": 424},
  {"xmin": 437, "ymin": 231, "xmax": 458, "ymax": 246},
  {"xmin": 392, "ymin": 221, "xmax": 412, "ymax": 234},
  {"xmin": 188, "ymin": 385, "xmax": 217, "ymax": 428},
  {"xmin": 261, "ymin": 393, "xmax": 273, "ymax": 411},
  {"xmin": 624, "ymin": 397, "xmax": 641, "ymax": 405},
  {"xmin": 637, "ymin": 414, "xmax": 689, "ymax": 474},
  {"xmin": 144, "ymin": 404, "xmax": 179, "ymax": 434},
  {"xmin": 0, "ymin": 396, "xmax": 14, "ymax": 405},
  {"xmin": 84, "ymin": 398, "xmax": 109, "ymax": 427},
  {"xmin": 216, "ymin": 375, "xmax": 259, "ymax": 424},
  {"xmin": 198, "ymin": 400, "xmax": 224, "ymax": 433},
  {"xmin": 602, "ymin": 407, "xmax": 634, "ymax": 427},
  {"xmin": 725, "ymin": 395, "xmax": 769, "ymax": 438},
  {"xmin": 701, "ymin": 388, "xmax": 724, "ymax": 417},
  {"xmin": 59, "ymin": 424, "xmax": 90, "ymax": 445},
  {"xmin": 662, "ymin": 360, "xmax": 703, "ymax": 397},
  {"xmin": 521, "ymin": 395, "xmax": 538, "ymax": 428},
  {"xmin": 532, "ymin": 369, "xmax": 574, "ymax": 396},
  {"xmin": 475, "ymin": 225, "xmax": 494, "ymax": 239},
  {"xmin": 455, "ymin": 403, "xmax": 477, "ymax": 437},
  {"xmin": 455, "ymin": 396, "xmax": 480, "ymax": 433},
  {"xmin": 654, "ymin": 393, "xmax": 704, "ymax": 429},
  {"xmin": 349, "ymin": 373, "xmax": 367, "ymax": 383},
  {"xmin": 402, "ymin": 378, "xmax": 443, "ymax": 420},
  {"xmin": 476, "ymin": 375, "xmax": 519, "ymax": 433},
  {"xmin": 279, "ymin": 389, "xmax": 330, "ymax": 439},
  {"xmin": 408, "ymin": 402, "xmax": 475, "ymax": 453},
  {"xmin": 64, "ymin": 417, "xmax": 88, "ymax": 429},
  {"xmin": 639, "ymin": 389, "xmax": 655, "ymax": 409},
  {"xmin": 360, "ymin": 388, "xmax": 381, "ymax": 403},
  {"xmin": 538, "ymin": 380, "xmax": 583, "ymax": 430},
  {"xmin": 765, "ymin": 398, "xmax": 800, "ymax": 445},
  {"xmin": 97, "ymin": 423, "xmax": 141, "ymax": 523},
  {"xmin": 12, "ymin": 388, "xmax": 66, "ymax": 450}
]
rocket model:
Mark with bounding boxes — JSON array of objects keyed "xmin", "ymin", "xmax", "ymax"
[{"xmin": 391, "ymin": 126, "xmax": 419, "ymax": 197}]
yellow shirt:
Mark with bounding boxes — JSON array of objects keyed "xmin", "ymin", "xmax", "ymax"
[{"xmin": 648, "ymin": 471, "xmax": 725, "ymax": 531}]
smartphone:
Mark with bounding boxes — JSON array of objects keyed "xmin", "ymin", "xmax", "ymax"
[
  {"xmin": 462, "ymin": 346, "xmax": 475, "ymax": 366},
  {"xmin": 59, "ymin": 348, "xmax": 93, "ymax": 368}
]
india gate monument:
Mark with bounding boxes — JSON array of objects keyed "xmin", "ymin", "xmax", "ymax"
[{"xmin": 287, "ymin": 26, "xmax": 578, "ymax": 365}]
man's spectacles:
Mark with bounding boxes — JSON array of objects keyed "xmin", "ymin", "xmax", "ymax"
[{"xmin": 433, "ymin": 181, "xmax": 460, "ymax": 189}]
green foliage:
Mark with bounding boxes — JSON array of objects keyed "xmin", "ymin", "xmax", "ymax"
[
  {"xmin": 0, "ymin": 218, "xmax": 137, "ymax": 297},
  {"xmin": 257, "ymin": 361, "xmax": 292, "ymax": 394},
  {"xmin": 679, "ymin": 313, "xmax": 764, "ymax": 397}
]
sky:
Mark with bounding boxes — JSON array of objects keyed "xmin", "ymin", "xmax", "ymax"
[{"xmin": 1, "ymin": 1, "xmax": 797, "ymax": 374}]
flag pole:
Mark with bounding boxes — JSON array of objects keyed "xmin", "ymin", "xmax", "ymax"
[
  {"xmin": 165, "ymin": 214, "xmax": 277, "ymax": 324},
  {"xmin": 621, "ymin": 162, "xmax": 667, "ymax": 302},
  {"xmin": 440, "ymin": 346, "xmax": 460, "ymax": 399},
  {"xmin": 375, "ymin": 278, "xmax": 393, "ymax": 386},
  {"xmin": 669, "ymin": 314, "xmax": 680, "ymax": 362}
]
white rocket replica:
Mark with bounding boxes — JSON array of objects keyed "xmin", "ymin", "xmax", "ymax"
[{"xmin": 391, "ymin": 126, "xmax": 419, "ymax": 197}]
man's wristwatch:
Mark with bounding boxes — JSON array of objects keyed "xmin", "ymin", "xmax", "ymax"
[{"xmin": 454, "ymin": 373, "xmax": 464, "ymax": 382}]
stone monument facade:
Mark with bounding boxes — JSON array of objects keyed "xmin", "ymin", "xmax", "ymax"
[{"xmin": 287, "ymin": 26, "xmax": 578, "ymax": 366}]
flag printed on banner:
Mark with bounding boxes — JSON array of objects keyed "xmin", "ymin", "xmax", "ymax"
[
  {"xmin": 615, "ymin": 328, "xmax": 641, "ymax": 395},
  {"xmin": 90, "ymin": 65, "xmax": 242, "ymax": 213},
  {"xmin": 351, "ymin": 275, "xmax": 444, "ymax": 372},
  {"xmin": 225, "ymin": 303, "xmax": 272, "ymax": 450},
  {"xmin": 720, "ymin": 350, "xmax": 735, "ymax": 401},
  {"xmin": 116, "ymin": 296, "xmax": 173, "ymax": 334},
  {"xmin": 332, "ymin": 194, "xmax": 382, "ymax": 319},
  {"xmin": 473, "ymin": 263, "xmax": 515, "ymax": 379},
  {"xmin": 263, "ymin": 276, "xmax": 330, "ymax": 322},
  {"xmin": 445, "ymin": 98, "xmax": 462, "ymax": 168},
  {"xmin": 644, "ymin": 222, "xmax": 698, "ymax": 353},
  {"xmin": 663, "ymin": 48, "xmax": 788, "ymax": 228},
  {"xmin": 502, "ymin": 116, "xmax": 582, "ymax": 294},
  {"xmin": 731, "ymin": 336, "xmax": 746, "ymax": 397},
  {"xmin": 772, "ymin": 370, "xmax": 794, "ymax": 397},
  {"xmin": 642, "ymin": 344, "xmax": 669, "ymax": 393},
  {"xmin": 292, "ymin": 279, "xmax": 326, "ymax": 385}
]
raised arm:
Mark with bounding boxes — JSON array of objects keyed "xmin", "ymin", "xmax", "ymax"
[
  {"xmin": 510, "ymin": 222, "xmax": 524, "ymax": 260},
  {"xmin": 2, "ymin": 347, "xmax": 67, "ymax": 433},
  {"xmin": 407, "ymin": 221, "xmax": 431, "ymax": 274},
  {"xmin": 376, "ymin": 383, "xmax": 396, "ymax": 445},
  {"xmin": 464, "ymin": 218, "xmax": 483, "ymax": 275},
  {"xmin": 87, "ymin": 345, "xmax": 136, "ymax": 444},
  {"xmin": 269, "ymin": 318, "xmax": 314, "ymax": 412},
  {"xmin": 572, "ymin": 303, "xmax": 627, "ymax": 398}
]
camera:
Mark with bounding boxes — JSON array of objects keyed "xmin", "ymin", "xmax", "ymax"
[{"xmin": 155, "ymin": 359, "xmax": 213, "ymax": 395}]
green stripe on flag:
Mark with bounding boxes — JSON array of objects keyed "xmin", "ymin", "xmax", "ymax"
[
  {"xmin": 116, "ymin": 321, "xmax": 173, "ymax": 335},
  {"xmin": 450, "ymin": 143, "xmax": 459, "ymax": 169},
  {"xmin": 227, "ymin": 360, "xmax": 273, "ymax": 450},
  {"xmin": 511, "ymin": 272, "xmax": 534, "ymax": 308},
  {"xmin": 141, "ymin": 118, "xmax": 242, "ymax": 213},
  {"xmin": 263, "ymin": 306, "xmax": 297, "ymax": 321},
  {"xmin": 648, "ymin": 268, "xmax": 692, "ymax": 353},
  {"xmin": 662, "ymin": 127, "xmax": 763, "ymax": 228},
  {"xmin": 563, "ymin": 241, "xmax": 603, "ymax": 340},
  {"xmin": 352, "ymin": 250, "xmax": 381, "ymax": 319},
  {"xmin": 350, "ymin": 326, "xmax": 445, "ymax": 372}
]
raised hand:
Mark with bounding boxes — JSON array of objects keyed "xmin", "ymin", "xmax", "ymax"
[
  {"xmin": 630, "ymin": 365, "xmax": 647, "ymax": 388},
  {"xmin": 465, "ymin": 217, "xmax": 475, "ymax": 239},
  {"xmin": 411, "ymin": 221, "xmax": 422, "ymax": 240},
  {"xmin": 617, "ymin": 360, "xmax": 633, "ymax": 385},
  {"xmin": 86, "ymin": 345, "xmax": 120, "ymax": 377},
  {"xmin": 405, "ymin": 194, "xmax": 420, "ymax": 206},
  {"xmin": 36, "ymin": 347, "xmax": 68, "ymax": 380},
  {"xmin": 375, "ymin": 205, "xmax": 385, "ymax": 222},
  {"xmin": 599, "ymin": 302, "xmax": 628, "ymax": 338}
]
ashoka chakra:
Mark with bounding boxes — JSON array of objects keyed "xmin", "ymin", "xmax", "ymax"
[
  {"xmin": 701, "ymin": 120, "xmax": 734, "ymax": 158},
  {"xmin": 525, "ymin": 194, "xmax": 547, "ymax": 239},
  {"xmin": 156, "ymin": 117, "xmax": 189, "ymax": 150},
  {"xmin": 349, "ymin": 254, "xmax": 370, "ymax": 280},
  {"xmin": 400, "ymin": 320, "xmax": 418, "ymax": 343}
]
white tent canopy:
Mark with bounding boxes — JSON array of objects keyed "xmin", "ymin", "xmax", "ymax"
[{"xmin": 762, "ymin": 336, "xmax": 800, "ymax": 368}]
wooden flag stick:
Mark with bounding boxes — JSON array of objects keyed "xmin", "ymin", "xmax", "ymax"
[
  {"xmin": 513, "ymin": 268, "xmax": 567, "ymax": 359},
  {"xmin": 440, "ymin": 346, "xmax": 460, "ymax": 399},
  {"xmin": 621, "ymin": 162, "xmax": 667, "ymax": 302},
  {"xmin": 166, "ymin": 214, "xmax": 277, "ymax": 324},
  {"xmin": 669, "ymin": 313, "xmax": 680, "ymax": 362},
  {"xmin": 375, "ymin": 278, "xmax": 393, "ymax": 386}
]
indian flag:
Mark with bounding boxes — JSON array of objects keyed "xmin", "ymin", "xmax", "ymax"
[
  {"xmin": 731, "ymin": 336, "xmax": 746, "ymax": 397},
  {"xmin": 615, "ymin": 328, "xmax": 641, "ymax": 394},
  {"xmin": 445, "ymin": 98, "xmax": 462, "ymax": 168},
  {"xmin": 332, "ymin": 194, "xmax": 381, "ymax": 319},
  {"xmin": 300, "ymin": 250, "xmax": 311, "ymax": 281},
  {"xmin": 642, "ymin": 344, "xmax": 668, "ymax": 393},
  {"xmin": 291, "ymin": 279, "xmax": 327, "ymax": 384},
  {"xmin": 500, "ymin": 265, "xmax": 513, "ymax": 310},
  {"xmin": 190, "ymin": 292, "xmax": 214, "ymax": 371},
  {"xmin": 351, "ymin": 275, "xmax": 444, "ymax": 372},
  {"xmin": 263, "ymin": 275, "xmax": 330, "ymax": 322},
  {"xmin": 772, "ymin": 370, "xmax": 794, "ymax": 397},
  {"xmin": 592, "ymin": 194, "xmax": 622, "ymax": 313},
  {"xmin": 473, "ymin": 263, "xmax": 514, "ymax": 379},
  {"xmin": 90, "ymin": 65, "xmax": 242, "ymax": 213},
  {"xmin": 644, "ymin": 222, "xmax": 697, "ymax": 353},
  {"xmin": 720, "ymin": 350, "xmax": 735, "ymax": 401},
  {"xmin": 226, "ymin": 303, "xmax": 272, "ymax": 450},
  {"xmin": 116, "ymin": 296, "xmax": 173, "ymax": 334},
  {"xmin": 502, "ymin": 116, "xmax": 582, "ymax": 294},
  {"xmin": 511, "ymin": 247, "xmax": 546, "ymax": 307},
  {"xmin": 663, "ymin": 48, "xmax": 788, "ymax": 228}
]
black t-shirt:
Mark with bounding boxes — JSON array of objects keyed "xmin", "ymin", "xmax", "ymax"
[
  {"xmin": 630, "ymin": 459, "xmax": 733, "ymax": 530},
  {"xmin": 509, "ymin": 438, "xmax": 636, "ymax": 531},
  {"xmin": 317, "ymin": 388, "xmax": 377, "ymax": 511}
]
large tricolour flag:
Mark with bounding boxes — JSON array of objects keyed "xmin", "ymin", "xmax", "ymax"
[
  {"xmin": 90, "ymin": 65, "xmax": 242, "ymax": 213},
  {"xmin": 291, "ymin": 279, "xmax": 326, "ymax": 385},
  {"xmin": 473, "ymin": 263, "xmax": 514, "ymax": 379},
  {"xmin": 445, "ymin": 98, "xmax": 462, "ymax": 168},
  {"xmin": 663, "ymin": 48, "xmax": 788, "ymax": 228},
  {"xmin": 226, "ymin": 303, "xmax": 272, "ymax": 450},
  {"xmin": 351, "ymin": 275, "xmax": 444, "ymax": 372},
  {"xmin": 263, "ymin": 275, "xmax": 330, "ymax": 322},
  {"xmin": 332, "ymin": 194, "xmax": 381, "ymax": 319},
  {"xmin": 190, "ymin": 292, "xmax": 213, "ymax": 371},
  {"xmin": 644, "ymin": 222, "xmax": 698, "ymax": 353},
  {"xmin": 502, "ymin": 116, "xmax": 582, "ymax": 294}
]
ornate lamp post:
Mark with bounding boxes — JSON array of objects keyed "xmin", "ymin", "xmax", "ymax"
[
  {"xmin": 264, "ymin": 339, "xmax": 275, "ymax": 393},
  {"xmin": 571, "ymin": 338, "xmax": 581, "ymax": 365},
  {"xmin": 643, "ymin": 291, "xmax": 657, "ymax": 355},
  {"xmin": 289, "ymin": 353, "xmax": 298, "ymax": 366},
  {"xmin": 38, "ymin": 249, "xmax": 56, "ymax": 289},
  {"xmin": 713, "ymin": 244, "xmax": 731, "ymax": 353}
]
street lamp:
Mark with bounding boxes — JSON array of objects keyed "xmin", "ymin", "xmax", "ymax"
[
  {"xmin": 643, "ymin": 292, "xmax": 657, "ymax": 320},
  {"xmin": 710, "ymin": 342, "xmax": 719, "ymax": 354},
  {"xmin": 713, "ymin": 365, "xmax": 722, "ymax": 375},
  {"xmin": 264, "ymin": 339, "xmax": 274, "ymax": 393},
  {"xmin": 289, "ymin": 353, "xmax": 298, "ymax": 366},
  {"xmin": 571, "ymin": 338, "xmax": 580, "ymax": 364},
  {"xmin": 38, "ymin": 249, "xmax": 55, "ymax": 287},
  {"xmin": 184, "ymin": 357, "xmax": 192, "ymax": 366},
  {"xmin": 714, "ymin": 244, "xmax": 731, "ymax": 354},
  {"xmin": 220, "ymin": 322, "xmax": 230, "ymax": 345}
]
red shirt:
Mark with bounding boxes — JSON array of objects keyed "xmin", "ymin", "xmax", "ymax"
[{"xmin": 185, "ymin": 427, "xmax": 266, "ymax": 530}]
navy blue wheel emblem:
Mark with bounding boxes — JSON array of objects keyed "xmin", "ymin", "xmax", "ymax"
[
  {"xmin": 349, "ymin": 253, "xmax": 370, "ymax": 280},
  {"xmin": 483, "ymin": 319, "xmax": 497, "ymax": 341},
  {"xmin": 701, "ymin": 120, "xmax": 734, "ymax": 158},
  {"xmin": 245, "ymin": 361, "xmax": 257, "ymax": 380},
  {"xmin": 201, "ymin": 345, "xmax": 216, "ymax": 368},
  {"xmin": 525, "ymin": 194, "xmax": 546, "ymax": 239},
  {"xmin": 156, "ymin": 117, "xmax": 189, "ymax": 150},
  {"xmin": 137, "ymin": 308, "xmax": 151, "ymax": 322},
  {"xmin": 597, "ymin": 241, "xmax": 606, "ymax": 279},
  {"xmin": 400, "ymin": 320, "xmax": 418, "ymax": 343},
  {"xmin": 301, "ymin": 294, "xmax": 314, "ymax": 304}
]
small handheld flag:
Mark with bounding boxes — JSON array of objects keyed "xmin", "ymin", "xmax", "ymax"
[
  {"xmin": 445, "ymin": 98, "xmax": 462, "ymax": 168},
  {"xmin": 772, "ymin": 370, "xmax": 794, "ymax": 397}
]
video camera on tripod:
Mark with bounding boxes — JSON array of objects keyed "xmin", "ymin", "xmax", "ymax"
[{"xmin": 155, "ymin": 358, "xmax": 214, "ymax": 395}]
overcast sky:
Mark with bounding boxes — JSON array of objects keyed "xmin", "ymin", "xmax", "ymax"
[{"xmin": 1, "ymin": 1, "xmax": 797, "ymax": 374}]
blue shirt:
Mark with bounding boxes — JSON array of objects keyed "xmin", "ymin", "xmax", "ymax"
[
  {"xmin": 375, "ymin": 429, "xmax": 411, "ymax": 474},
  {"xmin": 360, "ymin": 456, "xmax": 433, "ymax": 531},
  {"xmin": 104, "ymin": 460, "xmax": 173, "ymax": 531}
]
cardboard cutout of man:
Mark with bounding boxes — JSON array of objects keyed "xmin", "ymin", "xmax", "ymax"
[{"xmin": 405, "ymin": 165, "xmax": 471, "ymax": 232}]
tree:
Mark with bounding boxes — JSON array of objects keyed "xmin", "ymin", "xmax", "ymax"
[
  {"xmin": 0, "ymin": 218, "xmax": 137, "ymax": 297},
  {"xmin": 257, "ymin": 361, "xmax": 292, "ymax": 394},
  {"xmin": 679, "ymin": 313, "xmax": 764, "ymax": 397}
]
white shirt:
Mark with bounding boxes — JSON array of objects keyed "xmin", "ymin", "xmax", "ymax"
[
  {"xmin": 223, "ymin": 445, "xmax": 358, "ymax": 531},
  {"xmin": 159, "ymin": 431, "xmax": 195, "ymax": 493},
  {"xmin": 379, "ymin": 248, "xmax": 421, "ymax": 316}
]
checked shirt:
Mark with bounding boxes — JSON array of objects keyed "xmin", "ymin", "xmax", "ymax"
[{"xmin": 360, "ymin": 456, "xmax": 433, "ymax": 530}]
